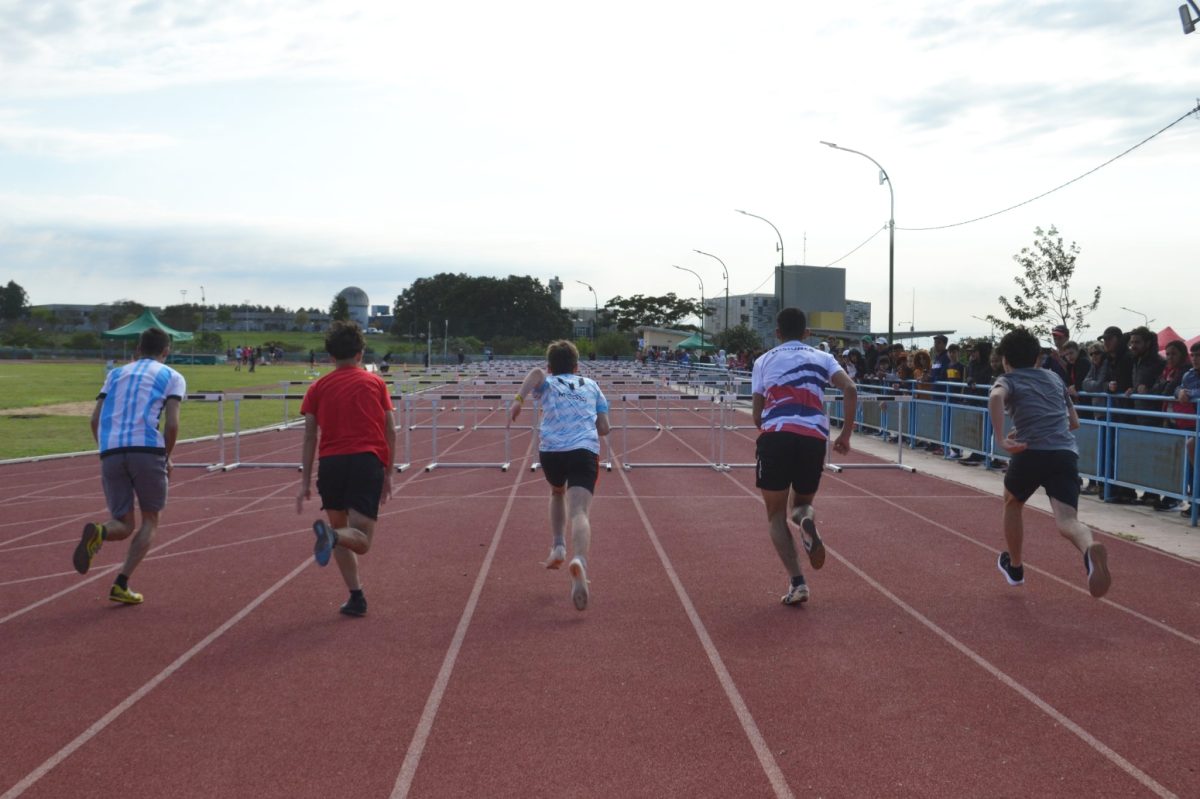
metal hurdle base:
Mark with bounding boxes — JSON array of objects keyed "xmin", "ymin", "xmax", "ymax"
[{"xmin": 826, "ymin": 396, "xmax": 916, "ymax": 473}]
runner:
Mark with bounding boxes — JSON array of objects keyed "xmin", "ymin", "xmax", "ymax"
[
  {"xmin": 752, "ymin": 308, "xmax": 857, "ymax": 605},
  {"xmin": 511, "ymin": 340, "xmax": 610, "ymax": 611},
  {"xmin": 297, "ymin": 321, "xmax": 396, "ymax": 616},
  {"xmin": 73, "ymin": 327, "xmax": 186, "ymax": 605},
  {"xmin": 990, "ymin": 327, "xmax": 1111, "ymax": 598}
]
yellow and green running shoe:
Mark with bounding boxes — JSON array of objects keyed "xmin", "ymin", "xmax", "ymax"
[
  {"xmin": 108, "ymin": 584, "xmax": 143, "ymax": 604},
  {"xmin": 73, "ymin": 523, "xmax": 104, "ymax": 575}
]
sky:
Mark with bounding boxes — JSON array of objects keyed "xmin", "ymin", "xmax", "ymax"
[{"xmin": 2, "ymin": 0, "xmax": 1198, "ymax": 341}]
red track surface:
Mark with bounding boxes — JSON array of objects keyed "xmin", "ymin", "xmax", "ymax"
[{"xmin": 2, "ymin": 399, "xmax": 1199, "ymax": 798}]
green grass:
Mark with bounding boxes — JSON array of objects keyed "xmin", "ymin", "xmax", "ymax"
[
  {"xmin": 0, "ymin": 362, "xmax": 334, "ymax": 460},
  {"xmin": 0, "ymin": 361, "xmax": 473, "ymax": 459}
]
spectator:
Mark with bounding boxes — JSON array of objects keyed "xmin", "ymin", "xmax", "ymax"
[
  {"xmin": 1093, "ymin": 326, "xmax": 1136, "ymax": 503},
  {"xmin": 945, "ymin": 343, "xmax": 963, "ymax": 382},
  {"xmin": 1051, "ymin": 324, "xmax": 1070, "ymax": 353},
  {"xmin": 1060, "ymin": 341, "xmax": 1088, "ymax": 398},
  {"xmin": 929, "ymin": 334, "xmax": 951, "ymax": 382},
  {"xmin": 1151, "ymin": 340, "xmax": 1190, "ymax": 511},
  {"xmin": 1173, "ymin": 342, "xmax": 1200, "ymax": 517},
  {"xmin": 1128, "ymin": 326, "xmax": 1165, "ymax": 423}
]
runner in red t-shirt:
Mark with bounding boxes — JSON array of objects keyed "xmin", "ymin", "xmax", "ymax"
[{"xmin": 297, "ymin": 322, "xmax": 396, "ymax": 616}]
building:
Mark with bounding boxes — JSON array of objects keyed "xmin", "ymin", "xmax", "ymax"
[
  {"xmin": 844, "ymin": 300, "xmax": 872, "ymax": 333},
  {"xmin": 337, "ymin": 286, "xmax": 370, "ymax": 329},
  {"xmin": 568, "ymin": 307, "xmax": 599, "ymax": 340},
  {"xmin": 635, "ymin": 326, "xmax": 694, "ymax": 351},
  {"xmin": 708, "ymin": 293, "xmax": 778, "ymax": 347},
  {"xmin": 548, "ymin": 276, "xmax": 563, "ymax": 306}
]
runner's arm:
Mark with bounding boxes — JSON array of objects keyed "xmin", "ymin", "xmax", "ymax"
[
  {"xmin": 510, "ymin": 367, "xmax": 545, "ymax": 422},
  {"xmin": 596, "ymin": 412, "xmax": 610, "ymax": 437},
  {"xmin": 90, "ymin": 400, "xmax": 103, "ymax": 443},
  {"xmin": 829, "ymin": 371, "xmax": 857, "ymax": 452},
  {"xmin": 297, "ymin": 413, "xmax": 318, "ymax": 512},
  {"xmin": 162, "ymin": 398, "xmax": 181, "ymax": 476},
  {"xmin": 752, "ymin": 393, "xmax": 764, "ymax": 427}
]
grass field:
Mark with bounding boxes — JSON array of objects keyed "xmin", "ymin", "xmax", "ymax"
[{"xmin": 0, "ymin": 361, "xmax": 472, "ymax": 460}]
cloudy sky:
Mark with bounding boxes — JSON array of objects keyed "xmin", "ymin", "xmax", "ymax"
[{"xmin": 2, "ymin": 1, "xmax": 1198, "ymax": 339}]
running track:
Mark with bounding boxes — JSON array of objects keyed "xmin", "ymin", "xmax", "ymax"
[{"xmin": 2, "ymin": 399, "xmax": 1198, "ymax": 798}]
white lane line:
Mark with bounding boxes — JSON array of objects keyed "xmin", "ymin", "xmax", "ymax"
[
  {"xmin": 389, "ymin": 435, "xmax": 534, "ymax": 799},
  {"xmin": 617, "ymin": 466, "xmax": 795, "ymax": 799},
  {"xmin": 0, "ymin": 482, "xmax": 294, "ymax": 625},
  {"xmin": 834, "ymin": 549, "xmax": 1178, "ymax": 799},
  {"xmin": 701, "ymin": 440, "xmax": 1179, "ymax": 797},
  {"xmin": 0, "ymin": 557, "xmax": 312, "ymax": 799}
]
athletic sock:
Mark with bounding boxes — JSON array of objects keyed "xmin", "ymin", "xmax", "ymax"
[
  {"xmin": 99, "ymin": 525, "xmax": 108, "ymax": 540},
  {"xmin": 790, "ymin": 575, "xmax": 806, "ymax": 588},
  {"xmin": 115, "ymin": 573, "xmax": 129, "ymax": 590},
  {"xmin": 553, "ymin": 535, "xmax": 565, "ymax": 548}
]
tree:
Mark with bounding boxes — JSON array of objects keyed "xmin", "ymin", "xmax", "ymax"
[
  {"xmin": 216, "ymin": 306, "xmax": 234, "ymax": 326},
  {"xmin": 603, "ymin": 293, "xmax": 703, "ymax": 332},
  {"xmin": 987, "ymin": 226, "xmax": 1101, "ymax": 339},
  {"xmin": 714, "ymin": 323, "xmax": 765, "ymax": 353},
  {"xmin": 595, "ymin": 331, "xmax": 634, "ymax": 357},
  {"xmin": 392, "ymin": 273, "xmax": 571, "ymax": 343},
  {"xmin": 106, "ymin": 300, "xmax": 145, "ymax": 329},
  {"xmin": 330, "ymin": 293, "xmax": 350, "ymax": 322},
  {"xmin": 0, "ymin": 280, "xmax": 29, "ymax": 322},
  {"xmin": 294, "ymin": 310, "xmax": 310, "ymax": 330}
]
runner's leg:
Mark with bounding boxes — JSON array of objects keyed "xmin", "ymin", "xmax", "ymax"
[{"xmin": 761, "ymin": 488, "xmax": 801, "ymax": 578}]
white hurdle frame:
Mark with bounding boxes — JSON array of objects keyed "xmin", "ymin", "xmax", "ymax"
[
  {"xmin": 825, "ymin": 394, "xmax": 916, "ymax": 473},
  {"xmin": 423, "ymin": 395, "xmax": 512, "ymax": 471},
  {"xmin": 619, "ymin": 394, "xmax": 723, "ymax": 470}
]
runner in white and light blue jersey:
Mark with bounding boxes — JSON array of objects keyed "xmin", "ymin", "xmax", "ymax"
[
  {"xmin": 534, "ymin": 373, "xmax": 609, "ymax": 454},
  {"xmin": 512, "ymin": 340, "xmax": 611, "ymax": 611},
  {"xmin": 74, "ymin": 327, "xmax": 185, "ymax": 606}
]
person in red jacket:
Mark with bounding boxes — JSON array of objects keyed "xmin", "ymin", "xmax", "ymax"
[{"xmin": 297, "ymin": 322, "xmax": 396, "ymax": 616}]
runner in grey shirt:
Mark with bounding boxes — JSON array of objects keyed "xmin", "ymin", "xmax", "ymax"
[{"xmin": 989, "ymin": 328, "xmax": 1111, "ymax": 598}]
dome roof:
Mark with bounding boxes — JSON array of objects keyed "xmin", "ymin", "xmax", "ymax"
[{"xmin": 337, "ymin": 286, "xmax": 369, "ymax": 306}]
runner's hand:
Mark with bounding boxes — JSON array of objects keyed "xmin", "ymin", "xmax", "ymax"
[
  {"xmin": 1000, "ymin": 431, "xmax": 1027, "ymax": 454},
  {"xmin": 833, "ymin": 430, "xmax": 851, "ymax": 455},
  {"xmin": 510, "ymin": 403, "xmax": 522, "ymax": 423},
  {"xmin": 296, "ymin": 481, "xmax": 310, "ymax": 514},
  {"xmin": 381, "ymin": 473, "xmax": 393, "ymax": 505}
]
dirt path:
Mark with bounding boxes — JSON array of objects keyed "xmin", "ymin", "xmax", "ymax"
[{"xmin": 0, "ymin": 401, "xmax": 93, "ymax": 417}]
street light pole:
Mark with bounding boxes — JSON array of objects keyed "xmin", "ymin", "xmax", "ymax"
[
  {"xmin": 576, "ymin": 280, "xmax": 599, "ymax": 346},
  {"xmin": 970, "ymin": 314, "xmax": 996, "ymax": 342},
  {"xmin": 672, "ymin": 265, "xmax": 706, "ymax": 351},
  {"xmin": 693, "ymin": 249, "xmax": 729, "ymax": 335},
  {"xmin": 1120, "ymin": 306, "xmax": 1153, "ymax": 327},
  {"xmin": 820, "ymin": 141, "xmax": 895, "ymax": 346},
  {"xmin": 735, "ymin": 210, "xmax": 785, "ymax": 306}
]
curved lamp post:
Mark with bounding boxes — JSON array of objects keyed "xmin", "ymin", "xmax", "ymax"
[
  {"xmin": 820, "ymin": 141, "xmax": 895, "ymax": 346},
  {"xmin": 672, "ymin": 265, "xmax": 706, "ymax": 350},
  {"xmin": 577, "ymin": 280, "xmax": 599, "ymax": 344},
  {"xmin": 693, "ymin": 249, "xmax": 729, "ymax": 335},
  {"xmin": 1120, "ymin": 306, "xmax": 1153, "ymax": 327},
  {"xmin": 735, "ymin": 209, "xmax": 785, "ymax": 304}
]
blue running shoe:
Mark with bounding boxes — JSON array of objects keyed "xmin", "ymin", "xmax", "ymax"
[{"xmin": 312, "ymin": 520, "xmax": 335, "ymax": 566}]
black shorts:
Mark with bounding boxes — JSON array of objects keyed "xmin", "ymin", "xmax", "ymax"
[
  {"xmin": 539, "ymin": 449, "xmax": 600, "ymax": 494},
  {"xmin": 755, "ymin": 432, "xmax": 826, "ymax": 495},
  {"xmin": 317, "ymin": 453, "xmax": 386, "ymax": 519},
  {"xmin": 1004, "ymin": 449, "xmax": 1080, "ymax": 508}
]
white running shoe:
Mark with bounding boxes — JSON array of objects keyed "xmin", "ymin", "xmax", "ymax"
[
  {"xmin": 792, "ymin": 509, "xmax": 825, "ymax": 570},
  {"xmin": 543, "ymin": 544, "xmax": 566, "ymax": 569},
  {"xmin": 1085, "ymin": 544, "xmax": 1111, "ymax": 598},
  {"xmin": 568, "ymin": 557, "xmax": 589, "ymax": 611},
  {"xmin": 781, "ymin": 581, "xmax": 810, "ymax": 605}
]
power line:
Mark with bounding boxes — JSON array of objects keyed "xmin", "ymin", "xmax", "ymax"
[
  {"xmin": 821, "ymin": 224, "xmax": 887, "ymax": 266},
  {"xmin": 898, "ymin": 101, "xmax": 1200, "ymax": 232}
]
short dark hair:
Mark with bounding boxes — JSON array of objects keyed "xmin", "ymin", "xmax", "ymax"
[
  {"xmin": 996, "ymin": 327, "xmax": 1040, "ymax": 369},
  {"xmin": 138, "ymin": 327, "xmax": 170, "ymax": 357},
  {"xmin": 1165, "ymin": 340, "xmax": 1186, "ymax": 359},
  {"xmin": 776, "ymin": 307, "xmax": 807, "ymax": 340},
  {"xmin": 1128, "ymin": 325, "xmax": 1153, "ymax": 344},
  {"xmin": 325, "ymin": 321, "xmax": 365, "ymax": 360},
  {"xmin": 546, "ymin": 340, "xmax": 579, "ymax": 375},
  {"xmin": 1191, "ymin": 341, "xmax": 1200, "ymax": 355}
]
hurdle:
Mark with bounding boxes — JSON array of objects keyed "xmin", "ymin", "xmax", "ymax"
[
  {"xmin": 619, "ymin": 394, "xmax": 723, "ymax": 470},
  {"xmin": 423, "ymin": 395, "xmax": 513, "ymax": 471},
  {"xmin": 173, "ymin": 393, "xmax": 229, "ymax": 471},
  {"xmin": 826, "ymin": 393, "xmax": 915, "ymax": 473}
]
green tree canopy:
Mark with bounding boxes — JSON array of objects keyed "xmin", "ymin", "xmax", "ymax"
[
  {"xmin": 714, "ymin": 323, "xmax": 765, "ymax": 353},
  {"xmin": 330, "ymin": 294, "xmax": 350, "ymax": 322},
  {"xmin": 392, "ymin": 273, "xmax": 571, "ymax": 343},
  {"xmin": 604, "ymin": 293, "xmax": 703, "ymax": 332},
  {"xmin": 987, "ymin": 226, "xmax": 1101, "ymax": 339},
  {"xmin": 0, "ymin": 280, "xmax": 30, "ymax": 321},
  {"xmin": 106, "ymin": 300, "xmax": 145, "ymax": 329}
]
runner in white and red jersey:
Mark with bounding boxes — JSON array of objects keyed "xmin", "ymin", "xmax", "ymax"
[{"xmin": 751, "ymin": 308, "xmax": 858, "ymax": 606}]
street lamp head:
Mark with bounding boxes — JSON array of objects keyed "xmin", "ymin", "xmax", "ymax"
[
  {"xmin": 734, "ymin": 209, "xmax": 747, "ymax": 215},
  {"xmin": 819, "ymin": 141, "xmax": 838, "ymax": 149}
]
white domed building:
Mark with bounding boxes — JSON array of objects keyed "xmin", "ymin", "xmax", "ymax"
[{"xmin": 337, "ymin": 286, "xmax": 370, "ymax": 329}]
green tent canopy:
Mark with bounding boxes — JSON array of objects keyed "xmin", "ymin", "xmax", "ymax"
[
  {"xmin": 102, "ymin": 309, "xmax": 194, "ymax": 341},
  {"xmin": 675, "ymin": 332, "xmax": 716, "ymax": 351}
]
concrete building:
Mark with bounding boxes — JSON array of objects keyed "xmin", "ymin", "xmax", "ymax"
[
  {"xmin": 844, "ymin": 300, "xmax": 872, "ymax": 333},
  {"xmin": 635, "ymin": 326, "xmax": 694, "ymax": 351},
  {"xmin": 548, "ymin": 276, "xmax": 563, "ymax": 306},
  {"xmin": 337, "ymin": 286, "xmax": 370, "ymax": 329},
  {"xmin": 708, "ymin": 293, "xmax": 778, "ymax": 347}
]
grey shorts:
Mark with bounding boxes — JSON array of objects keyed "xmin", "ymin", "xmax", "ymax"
[{"xmin": 101, "ymin": 451, "xmax": 169, "ymax": 517}]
